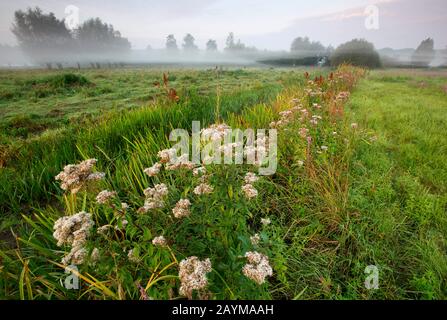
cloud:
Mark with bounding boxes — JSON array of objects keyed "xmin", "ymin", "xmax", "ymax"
[
  {"xmin": 320, "ymin": 8, "xmax": 366, "ymax": 22},
  {"xmin": 269, "ymin": 0, "xmax": 447, "ymax": 49},
  {"xmin": 1, "ymin": 0, "xmax": 446, "ymax": 50}
]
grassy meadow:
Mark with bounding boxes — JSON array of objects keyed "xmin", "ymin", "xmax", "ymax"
[{"xmin": 0, "ymin": 65, "xmax": 446, "ymax": 300}]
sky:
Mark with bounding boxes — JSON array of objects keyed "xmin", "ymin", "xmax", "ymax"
[{"xmin": 0, "ymin": 0, "xmax": 446, "ymax": 50}]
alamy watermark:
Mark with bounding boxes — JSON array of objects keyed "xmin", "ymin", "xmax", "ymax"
[
  {"xmin": 64, "ymin": 5, "xmax": 80, "ymax": 30},
  {"xmin": 364, "ymin": 265, "xmax": 379, "ymax": 290},
  {"xmin": 364, "ymin": 5, "xmax": 380, "ymax": 30},
  {"xmin": 62, "ymin": 264, "xmax": 79, "ymax": 290}
]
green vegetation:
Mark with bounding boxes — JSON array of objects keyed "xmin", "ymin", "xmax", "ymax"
[
  {"xmin": 0, "ymin": 66, "xmax": 446, "ymax": 300},
  {"xmin": 1, "ymin": 68, "xmax": 311, "ymax": 216},
  {"xmin": 331, "ymin": 39, "xmax": 381, "ymax": 68},
  {"xmin": 0, "ymin": 68, "xmax": 299, "ymax": 140},
  {"xmin": 345, "ymin": 70, "xmax": 447, "ymax": 298}
]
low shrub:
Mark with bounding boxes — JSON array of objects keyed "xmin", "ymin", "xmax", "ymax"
[{"xmin": 331, "ymin": 39, "xmax": 381, "ymax": 68}]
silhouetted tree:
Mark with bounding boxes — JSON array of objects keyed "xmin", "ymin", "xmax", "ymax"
[
  {"xmin": 11, "ymin": 7, "xmax": 73, "ymax": 63},
  {"xmin": 12, "ymin": 8, "xmax": 130, "ymax": 64},
  {"xmin": 75, "ymin": 18, "xmax": 131, "ymax": 53},
  {"xmin": 206, "ymin": 39, "xmax": 218, "ymax": 51},
  {"xmin": 182, "ymin": 33, "xmax": 198, "ymax": 52},
  {"xmin": 225, "ymin": 32, "xmax": 247, "ymax": 52},
  {"xmin": 411, "ymin": 38, "xmax": 435, "ymax": 67},
  {"xmin": 225, "ymin": 32, "xmax": 235, "ymax": 50},
  {"xmin": 166, "ymin": 34, "xmax": 178, "ymax": 51},
  {"xmin": 330, "ymin": 39, "xmax": 381, "ymax": 68},
  {"xmin": 290, "ymin": 37, "xmax": 326, "ymax": 56}
]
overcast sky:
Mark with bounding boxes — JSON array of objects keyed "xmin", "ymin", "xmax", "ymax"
[{"xmin": 1, "ymin": 0, "xmax": 446, "ymax": 50}]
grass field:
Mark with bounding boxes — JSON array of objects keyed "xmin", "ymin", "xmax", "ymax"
[
  {"xmin": 0, "ymin": 67, "xmax": 308, "ymax": 216},
  {"xmin": 345, "ymin": 70, "xmax": 447, "ymax": 298},
  {"xmin": 0, "ymin": 66, "xmax": 446, "ymax": 299},
  {"xmin": 0, "ymin": 68, "xmax": 300, "ymax": 142}
]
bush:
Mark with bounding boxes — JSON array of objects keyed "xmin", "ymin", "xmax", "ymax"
[
  {"xmin": 330, "ymin": 39, "xmax": 381, "ymax": 68},
  {"xmin": 411, "ymin": 38, "xmax": 435, "ymax": 67}
]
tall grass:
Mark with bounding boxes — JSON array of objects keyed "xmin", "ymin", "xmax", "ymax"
[
  {"xmin": 1, "ymin": 66, "xmax": 364, "ymax": 300},
  {"xmin": 0, "ymin": 84, "xmax": 281, "ymax": 216}
]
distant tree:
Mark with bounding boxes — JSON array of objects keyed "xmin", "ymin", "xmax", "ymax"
[
  {"xmin": 330, "ymin": 39, "xmax": 381, "ymax": 68},
  {"xmin": 234, "ymin": 39, "xmax": 247, "ymax": 51},
  {"xmin": 225, "ymin": 32, "xmax": 235, "ymax": 51},
  {"xmin": 225, "ymin": 32, "xmax": 248, "ymax": 52},
  {"xmin": 146, "ymin": 44, "xmax": 152, "ymax": 51},
  {"xmin": 11, "ymin": 7, "xmax": 73, "ymax": 63},
  {"xmin": 182, "ymin": 33, "xmax": 198, "ymax": 52},
  {"xmin": 206, "ymin": 39, "xmax": 218, "ymax": 52},
  {"xmin": 290, "ymin": 37, "xmax": 326, "ymax": 56},
  {"xmin": 166, "ymin": 34, "xmax": 178, "ymax": 51},
  {"xmin": 75, "ymin": 18, "xmax": 130, "ymax": 53},
  {"xmin": 411, "ymin": 38, "xmax": 435, "ymax": 67}
]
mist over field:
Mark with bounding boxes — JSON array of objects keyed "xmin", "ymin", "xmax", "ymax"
[{"xmin": 0, "ymin": 0, "xmax": 446, "ymax": 68}]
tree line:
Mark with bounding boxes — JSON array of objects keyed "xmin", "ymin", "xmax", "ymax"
[
  {"xmin": 162, "ymin": 32, "xmax": 257, "ymax": 53},
  {"xmin": 11, "ymin": 7, "xmax": 130, "ymax": 65},
  {"xmin": 8, "ymin": 7, "xmax": 443, "ymax": 68}
]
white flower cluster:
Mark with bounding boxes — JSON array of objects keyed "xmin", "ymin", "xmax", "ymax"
[
  {"xmin": 152, "ymin": 236, "xmax": 167, "ymax": 247},
  {"xmin": 153, "ymin": 148, "xmax": 196, "ymax": 173},
  {"xmin": 201, "ymin": 123, "xmax": 231, "ymax": 142},
  {"xmin": 243, "ymin": 135, "xmax": 268, "ymax": 166},
  {"xmin": 121, "ymin": 202, "xmax": 129, "ymax": 210},
  {"xmin": 96, "ymin": 190, "xmax": 117, "ymax": 204},
  {"xmin": 244, "ymin": 172, "xmax": 259, "ymax": 184},
  {"xmin": 139, "ymin": 183, "xmax": 169, "ymax": 213},
  {"xmin": 241, "ymin": 171, "xmax": 260, "ymax": 200},
  {"xmin": 53, "ymin": 211, "xmax": 94, "ymax": 265},
  {"xmin": 242, "ymin": 251, "xmax": 273, "ymax": 285},
  {"xmin": 127, "ymin": 249, "xmax": 140, "ymax": 263},
  {"xmin": 193, "ymin": 166, "xmax": 206, "ymax": 176},
  {"xmin": 270, "ymin": 107, "xmax": 298, "ymax": 128},
  {"xmin": 250, "ymin": 233, "xmax": 261, "ymax": 245},
  {"xmin": 193, "ymin": 183, "xmax": 214, "ymax": 196},
  {"xmin": 97, "ymin": 224, "xmax": 111, "ymax": 235},
  {"xmin": 55, "ymin": 159, "xmax": 105, "ymax": 194},
  {"xmin": 269, "ymin": 92, "xmax": 328, "ymax": 130},
  {"xmin": 165, "ymin": 154, "xmax": 196, "ymax": 171},
  {"xmin": 261, "ymin": 218, "xmax": 271, "ymax": 226},
  {"xmin": 144, "ymin": 162, "xmax": 162, "ymax": 177},
  {"xmin": 172, "ymin": 199, "xmax": 191, "ymax": 218},
  {"xmin": 90, "ymin": 248, "xmax": 100, "ymax": 263},
  {"xmin": 310, "ymin": 114, "xmax": 322, "ymax": 126},
  {"xmin": 336, "ymin": 91, "xmax": 350, "ymax": 101},
  {"xmin": 178, "ymin": 256, "xmax": 212, "ymax": 298},
  {"xmin": 157, "ymin": 148, "xmax": 177, "ymax": 164},
  {"xmin": 241, "ymin": 183, "xmax": 258, "ymax": 199},
  {"xmin": 304, "ymin": 82, "xmax": 323, "ymax": 97}
]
